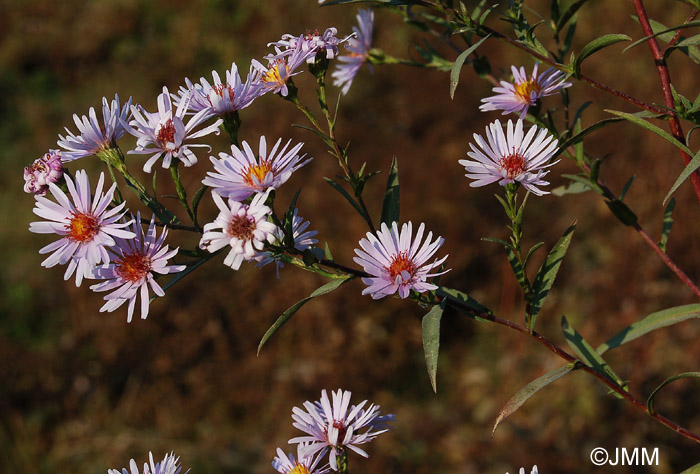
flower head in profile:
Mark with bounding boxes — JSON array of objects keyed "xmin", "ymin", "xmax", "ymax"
[
  {"xmin": 332, "ymin": 9, "xmax": 374, "ymax": 95},
  {"xmin": 507, "ymin": 465, "xmax": 538, "ymax": 474},
  {"xmin": 272, "ymin": 443, "xmax": 330, "ymax": 474},
  {"xmin": 108, "ymin": 451, "xmax": 184, "ymax": 474},
  {"xmin": 252, "ymin": 41, "xmax": 315, "ymax": 96},
  {"xmin": 173, "ymin": 62, "xmax": 264, "ymax": 118},
  {"xmin": 289, "ymin": 389, "xmax": 395, "ymax": 471},
  {"xmin": 203, "ymin": 136, "xmax": 311, "ymax": 201},
  {"xmin": 29, "ymin": 170, "xmax": 135, "ymax": 287},
  {"xmin": 89, "ymin": 213, "xmax": 186, "ymax": 323},
  {"xmin": 24, "ymin": 149, "xmax": 64, "ymax": 195},
  {"xmin": 480, "ymin": 64, "xmax": 571, "ymax": 117},
  {"xmin": 198, "ymin": 191, "xmax": 277, "ymax": 270},
  {"xmin": 126, "ymin": 86, "xmax": 223, "ymax": 173},
  {"xmin": 255, "ymin": 208, "xmax": 318, "ymax": 275},
  {"xmin": 459, "ymin": 119, "xmax": 559, "ymax": 196},
  {"xmin": 270, "ymin": 27, "xmax": 350, "ymax": 64},
  {"xmin": 57, "ymin": 93, "xmax": 132, "ymax": 162},
  {"xmin": 353, "ymin": 221, "xmax": 448, "ymax": 299}
]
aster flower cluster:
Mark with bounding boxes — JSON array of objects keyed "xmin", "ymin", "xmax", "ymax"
[{"xmin": 109, "ymin": 451, "xmax": 184, "ymax": 474}]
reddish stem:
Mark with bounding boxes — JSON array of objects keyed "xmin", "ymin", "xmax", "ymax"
[{"xmin": 662, "ymin": 9, "xmax": 699, "ymax": 54}]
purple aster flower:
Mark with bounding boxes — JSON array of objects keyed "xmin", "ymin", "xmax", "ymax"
[
  {"xmin": 198, "ymin": 191, "xmax": 277, "ymax": 270},
  {"xmin": 480, "ymin": 64, "xmax": 572, "ymax": 117},
  {"xmin": 29, "ymin": 170, "xmax": 135, "ymax": 287},
  {"xmin": 332, "ymin": 9, "xmax": 374, "ymax": 95},
  {"xmin": 108, "ymin": 451, "xmax": 184, "ymax": 474},
  {"xmin": 353, "ymin": 221, "xmax": 448, "ymax": 299},
  {"xmin": 202, "ymin": 136, "xmax": 311, "ymax": 201},
  {"xmin": 57, "ymin": 93, "xmax": 132, "ymax": 162},
  {"xmin": 23, "ymin": 149, "xmax": 64, "ymax": 195},
  {"xmin": 89, "ymin": 213, "xmax": 186, "ymax": 322},
  {"xmin": 272, "ymin": 443, "xmax": 330, "ymax": 474},
  {"xmin": 270, "ymin": 27, "xmax": 351, "ymax": 64},
  {"xmin": 255, "ymin": 208, "xmax": 318, "ymax": 274},
  {"xmin": 252, "ymin": 41, "xmax": 315, "ymax": 96},
  {"xmin": 289, "ymin": 389, "xmax": 395, "ymax": 471},
  {"xmin": 126, "ymin": 86, "xmax": 223, "ymax": 173},
  {"xmin": 459, "ymin": 119, "xmax": 559, "ymax": 196},
  {"xmin": 172, "ymin": 62, "xmax": 264, "ymax": 118}
]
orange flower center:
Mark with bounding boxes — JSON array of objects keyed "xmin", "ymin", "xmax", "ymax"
[
  {"xmin": 228, "ymin": 215, "xmax": 256, "ymax": 241},
  {"xmin": 67, "ymin": 212, "xmax": 100, "ymax": 242},
  {"xmin": 288, "ymin": 464, "xmax": 311, "ymax": 474},
  {"xmin": 262, "ymin": 60, "xmax": 289, "ymax": 85},
  {"xmin": 514, "ymin": 78, "xmax": 542, "ymax": 102},
  {"xmin": 386, "ymin": 252, "xmax": 417, "ymax": 281},
  {"xmin": 156, "ymin": 119, "xmax": 176, "ymax": 147},
  {"xmin": 500, "ymin": 149, "xmax": 526, "ymax": 179},
  {"xmin": 243, "ymin": 161, "xmax": 273, "ymax": 188},
  {"xmin": 116, "ymin": 252, "xmax": 152, "ymax": 283},
  {"xmin": 304, "ymin": 28, "xmax": 320, "ymax": 40}
]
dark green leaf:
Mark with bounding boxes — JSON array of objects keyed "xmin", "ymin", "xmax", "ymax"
[
  {"xmin": 573, "ymin": 34, "xmax": 631, "ymax": 76},
  {"xmin": 659, "ymin": 198, "xmax": 676, "ymax": 252},
  {"xmin": 555, "ymin": 0, "xmax": 588, "ymax": 34},
  {"xmin": 551, "ymin": 180, "xmax": 592, "ymax": 196},
  {"xmin": 422, "ymin": 302, "xmax": 445, "ymax": 393},
  {"xmin": 605, "ymin": 199, "xmax": 638, "ymax": 226},
  {"xmin": 619, "ymin": 175, "xmax": 635, "ymax": 201},
  {"xmin": 647, "ymin": 372, "xmax": 700, "ymax": 414},
  {"xmin": 524, "ymin": 242, "xmax": 544, "ymax": 267},
  {"xmin": 634, "ymin": 16, "xmax": 700, "ymax": 63},
  {"xmin": 258, "ymin": 276, "xmax": 353, "ymax": 354},
  {"xmin": 324, "ymin": 177, "xmax": 366, "ymax": 217},
  {"xmin": 436, "ymin": 286, "xmax": 491, "ymax": 321},
  {"xmin": 664, "ymin": 149, "xmax": 700, "ymax": 204},
  {"xmin": 555, "ymin": 117, "xmax": 624, "ymax": 158},
  {"xmin": 192, "ymin": 185, "xmax": 208, "ymax": 220},
  {"xmin": 380, "ymin": 156, "xmax": 400, "ymax": 226},
  {"xmin": 560, "ymin": 174, "xmax": 604, "ymax": 195},
  {"xmin": 450, "ymin": 34, "xmax": 490, "ymax": 99}
]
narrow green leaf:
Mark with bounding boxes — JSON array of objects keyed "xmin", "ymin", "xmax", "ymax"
[
  {"xmin": 151, "ymin": 252, "xmax": 219, "ymax": 302},
  {"xmin": 380, "ymin": 156, "xmax": 400, "ymax": 226},
  {"xmin": 619, "ymin": 175, "xmax": 635, "ymax": 201},
  {"xmin": 679, "ymin": 460, "xmax": 700, "ymax": 474},
  {"xmin": 597, "ymin": 304, "xmax": 700, "ymax": 354},
  {"xmin": 561, "ymin": 316, "xmax": 625, "ymax": 387},
  {"xmin": 450, "ymin": 34, "xmax": 490, "ymax": 99},
  {"xmin": 560, "ymin": 174, "xmax": 604, "ymax": 195},
  {"xmin": 664, "ymin": 148, "xmax": 700, "ymax": 204},
  {"xmin": 523, "ymin": 242, "xmax": 544, "ymax": 267},
  {"xmin": 555, "ymin": 0, "xmax": 588, "ymax": 34},
  {"xmin": 555, "ymin": 117, "xmax": 624, "ymax": 158},
  {"xmin": 258, "ymin": 276, "xmax": 353, "ymax": 354},
  {"xmin": 422, "ymin": 302, "xmax": 445, "ymax": 393},
  {"xmin": 324, "ymin": 242, "xmax": 334, "ymax": 261},
  {"xmin": 436, "ymin": 286, "xmax": 491, "ymax": 320},
  {"xmin": 527, "ymin": 223, "xmax": 575, "ymax": 330},
  {"xmin": 624, "ymin": 20, "xmax": 700, "ymax": 52},
  {"xmin": 324, "ymin": 177, "xmax": 366, "ymax": 217},
  {"xmin": 492, "ymin": 365, "xmax": 574, "ymax": 435},
  {"xmin": 647, "ymin": 372, "xmax": 700, "ymax": 414},
  {"xmin": 634, "ymin": 16, "xmax": 700, "ymax": 63},
  {"xmin": 505, "ymin": 246, "xmax": 529, "ymax": 293},
  {"xmin": 573, "ymin": 34, "xmax": 631, "ymax": 76},
  {"xmin": 605, "ymin": 199, "xmax": 638, "ymax": 226},
  {"xmin": 607, "ymin": 109, "xmax": 693, "ymax": 156},
  {"xmin": 551, "ymin": 180, "xmax": 592, "ymax": 196},
  {"xmin": 659, "ymin": 198, "xmax": 676, "ymax": 252}
]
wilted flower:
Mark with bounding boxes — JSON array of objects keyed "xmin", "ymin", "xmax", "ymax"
[
  {"xmin": 354, "ymin": 221, "xmax": 448, "ymax": 299},
  {"xmin": 29, "ymin": 170, "xmax": 134, "ymax": 286},
  {"xmin": 332, "ymin": 9, "xmax": 374, "ymax": 95},
  {"xmin": 90, "ymin": 213, "xmax": 186, "ymax": 323},
  {"xmin": 272, "ymin": 443, "xmax": 330, "ymax": 474},
  {"xmin": 459, "ymin": 119, "xmax": 559, "ymax": 196},
  {"xmin": 255, "ymin": 208, "xmax": 318, "ymax": 274},
  {"xmin": 57, "ymin": 93, "xmax": 132, "ymax": 162},
  {"xmin": 480, "ymin": 64, "xmax": 571, "ymax": 117},
  {"xmin": 270, "ymin": 27, "xmax": 350, "ymax": 64},
  {"xmin": 252, "ymin": 41, "xmax": 315, "ymax": 96},
  {"xmin": 23, "ymin": 149, "xmax": 63, "ymax": 195},
  {"xmin": 289, "ymin": 389, "xmax": 395, "ymax": 471},
  {"xmin": 108, "ymin": 451, "xmax": 184, "ymax": 474},
  {"xmin": 203, "ymin": 136, "xmax": 311, "ymax": 201},
  {"xmin": 126, "ymin": 86, "xmax": 223, "ymax": 173},
  {"xmin": 198, "ymin": 191, "xmax": 277, "ymax": 270}
]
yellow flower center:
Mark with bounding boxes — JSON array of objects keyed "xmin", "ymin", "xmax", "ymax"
[
  {"xmin": 386, "ymin": 252, "xmax": 417, "ymax": 281},
  {"xmin": 116, "ymin": 252, "xmax": 152, "ymax": 282},
  {"xmin": 514, "ymin": 78, "xmax": 542, "ymax": 103},
  {"xmin": 500, "ymin": 149, "xmax": 526, "ymax": 179},
  {"xmin": 228, "ymin": 215, "xmax": 256, "ymax": 241},
  {"xmin": 262, "ymin": 60, "xmax": 289, "ymax": 85},
  {"xmin": 67, "ymin": 212, "xmax": 100, "ymax": 242},
  {"xmin": 288, "ymin": 464, "xmax": 311, "ymax": 474},
  {"xmin": 243, "ymin": 161, "xmax": 273, "ymax": 188}
]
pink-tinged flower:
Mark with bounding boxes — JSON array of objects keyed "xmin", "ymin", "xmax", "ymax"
[
  {"xmin": 255, "ymin": 208, "xmax": 318, "ymax": 274},
  {"xmin": 289, "ymin": 389, "xmax": 395, "ymax": 471},
  {"xmin": 57, "ymin": 94, "xmax": 132, "ymax": 162},
  {"xmin": 507, "ymin": 466, "xmax": 538, "ymax": 474},
  {"xmin": 480, "ymin": 64, "xmax": 571, "ymax": 117},
  {"xmin": 272, "ymin": 443, "xmax": 330, "ymax": 474},
  {"xmin": 29, "ymin": 170, "xmax": 135, "ymax": 287},
  {"xmin": 23, "ymin": 149, "xmax": 63, "ymax": 195},
  {"xmin": 202, "ymin": 136, "xmax": 311, "ymax": 201},
  {"xmin": 173, "ymin": 62, "xmax": 264, "ymax": 117},
  {"xmin": 126, "ymin": 86, "xmax": 223, "ymax": 173},
  {"xmin": 89, "ymin": 213, "xmax": 186, "ymax": 323},
  {"xmin": 108, "ymin": 451, "xmax": 184, "ymax": 474},
  {"xmin": 252, "ymin": 41, "xmax": 315, "ymax": 96},
  {"xmin": 198, "ymin": 192, "xmax": 277, "ymax": 270},
  {"xmin": 459, "ymin": 119, "xmax": 559, "ymax": 196},
  {"xmin": 332, "ymin": 9, "xmax": 374, "ymax": 95},
  {"xmin": 353, "ymin": 221, "xmax": 448, "ymax": 299},
  {"xmin": 270, "ymin": 28, "xmax": 350, "ymax": 64}
]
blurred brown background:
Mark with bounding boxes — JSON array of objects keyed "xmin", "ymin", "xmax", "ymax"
[{"xmin": 2, "ymin": 0, "xmax": 700, "ymax": 472}]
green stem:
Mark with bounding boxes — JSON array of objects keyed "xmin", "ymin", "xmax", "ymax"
[
  {"xmin": 169, "ymin": 162, "xmax": 195, "ymax": 224},
  {"xmin": 336, "ymin": 449, "xmax": 348, "ymax": 474}
]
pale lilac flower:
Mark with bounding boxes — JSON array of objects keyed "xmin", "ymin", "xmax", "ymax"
[
  {"xmin": 252, "ymin": 41, "xmax": 315, "ymax": 96},
  {"xmin": 289, "ymin": 389, "xmax": 395, "ymax": 471},
  {"xmin": 459, "ymin": 119, "xmax": 559, "ymax": 196},
  {"xmin": 202, "ymin": 136, "xmax": 311, "ymax": 200},
  {"xmin": 353, "ymin": 221, "xmax": 448, "ymax": 299},
  {"xmin": 332, "ymin": 9, "xmax": 374, "ymax": 95},
  {"xmin": 108, "ymin": 451, "xmax": 184, "ymax": 474},
  {"xmin": 270, "ymin": 28, "xmax": 351, "ymax": 64},
  {"xmin": 198, "ymin": 191, "xmax": 277, "ymax": 270},
  {"xmin": 173, "ymin": 62, "xmax": 264, "ymax": 118},
  {"xmin": 507, "ymin": 466, "xmax": 538, "ymax": 474},
  {"xmin": 255, "ymin": 208, "xmax": 318, "ymax": 274},
  {"xmin": 57, "ymin": 94, "xmax": 132, "ymax": 162},
  {"xmin": 89, "ymin": 213, "xmax": 186, "ymax": 323},
  {"xmin": 126, "ymin": 86, "xmax": 223, "ymax": 173},
  {"xmin": 23, "ymin": 149, "xmax": 63, "ymax": 195},
  {"xmin": 272, "ymin": 443, "xmax": 330, "ymax": 474},
  {"xmin": 480, "ymin": 64, "xmax": 571, "ymax": 117},
  {"xmin": 29, "ymin": 170, "xmax": 135, "ymax": 287}
]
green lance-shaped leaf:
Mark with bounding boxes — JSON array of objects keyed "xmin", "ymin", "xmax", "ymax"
[
  {"xmin": 422, "ymin": 302, "xmax": 445, "ymax": 393},
  {"xmin": 258, "ymin": 276, "xmax": 353, "ymax": 354},
  {"xmin": 436, "ymin": 286, "xmax": 491, "ymax": 322},
  {"xmin": 604, "ymin": 199, "xmax": 638, "ymax": 226},
  {"xmin": 554, "ymin": 117, "xmax": 625, "ymax": 158},
  {"xmin": 492, "ymin": 364, "xmax": 574, "ymax": 435},
  {"xmin": 450, "ymin": 34, "xmax": 490, "ymax": 99},
  {"xmin": 624, "ymin": 20, "xmax": 700, "ymax": 52},
  {"xmin": 555, "ymin": 0, "xmax": 589, "ymax": 34},
  {"xmin": 324, "ymin": 177, "xmax": 366, "ymax": 218},
  {"xmin": 572, "ymin": 34, "xmax": 631, "ymax": 77},
  {"xmin": 380, "ymin": 156, "xmax": 400, "ymax": 226},
  {"xmin": 596, "ymin": 304, "xmax": 700, "ymax": 355},
  {"xmin": 680, "ymin": 460, "xmax": 700, "ymax": 474},
  {"xmin": 659, "ymin": 198, "xmax": 676, "ymax": 252},
  {"xmin": 527, "ymin": 222, "xmax": 575, "ymax": 331},
  {"xmin": 647, "ymin": 372, "xmax": 700, "ymax": 415},
  {"xmin": 664, "ymin": 149, "xmax": 700, "ymax": 204},
  {"xmin": 607, "ymin": 109, "xmax": 693, "ymax": 156},
  {"xmin": 561, "ymin": 316, "xmax": 626, "ymax": 388}
]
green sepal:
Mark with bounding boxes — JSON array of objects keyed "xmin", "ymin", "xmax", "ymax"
[{"xmin": 659, "ymin": 198, "xmax": 676, "ymax": 252}]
